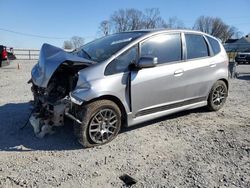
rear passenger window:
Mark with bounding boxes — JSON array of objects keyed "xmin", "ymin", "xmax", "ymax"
[
  {"xmin": 141, "ymin": 33, "xmax": 182, "ymax": 64},
  {"xmin": 206, "ymin": 36, "xmax": 221, "ymax": 55},
  {"xmin": 185, "ymin": 34, "xmax": 209, "ymax": 59}
]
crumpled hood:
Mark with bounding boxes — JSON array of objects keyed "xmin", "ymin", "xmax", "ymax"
[{"xmin": 31, "ymin": 43, "xmax": 94, "ymax": 88}]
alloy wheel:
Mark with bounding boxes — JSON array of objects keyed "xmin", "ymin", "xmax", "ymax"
[
  {"xmin": 212, "ymin": 85, "xmax": 227, "ymax": 106},
  {"xmin": 88, "ymin": 109, "xmax": 118, "ymax": 144}
]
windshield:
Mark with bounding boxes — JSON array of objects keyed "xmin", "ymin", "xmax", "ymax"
[{"xmin": 75, "ymin": 32, "xmax": 147, "ymax": 63}]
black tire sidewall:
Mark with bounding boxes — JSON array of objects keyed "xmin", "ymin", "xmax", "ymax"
[{"xmin": 75, "ymin": 100, "xmax": 121, "ymax": 148}]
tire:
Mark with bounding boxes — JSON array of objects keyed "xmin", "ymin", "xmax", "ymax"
[
  {"xmin": 207, "ymin": 80, "xmax": 228, "ymax": 111},
  {"xmin": 74, "ymin": 100, "xmax": 121, "ymax": 148}
]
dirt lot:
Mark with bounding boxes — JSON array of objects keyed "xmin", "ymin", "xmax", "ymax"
[{"xmin": 0, "ymin": 60, "xmax": 249, "ymax": 188}]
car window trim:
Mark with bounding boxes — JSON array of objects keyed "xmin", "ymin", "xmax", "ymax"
[{"xmin": 203, "ymin": 35, "xmax": 214, "ymax": 57}]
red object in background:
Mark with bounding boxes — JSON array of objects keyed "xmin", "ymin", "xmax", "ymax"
[{"xmin": 2, "ymin": 47, "xmax": 7, "ymax": 60}]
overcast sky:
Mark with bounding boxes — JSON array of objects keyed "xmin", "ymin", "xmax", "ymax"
[{"xmin": 1, "ymin": 0, "xmax": 249, "ymax": 49}]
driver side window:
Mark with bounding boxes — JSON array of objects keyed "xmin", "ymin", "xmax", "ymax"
[
  {"xmin": 105, "ymin": 46, "xmax": 138, "ymax": 75},
  {"xmin": 140, "ymin": 33, "xmax": 182, "ymax": 64}
]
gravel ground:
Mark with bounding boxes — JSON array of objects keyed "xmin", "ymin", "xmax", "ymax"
[{"xmin": 0, "ymin": 60, "xmax": 249, "ymax": 188}]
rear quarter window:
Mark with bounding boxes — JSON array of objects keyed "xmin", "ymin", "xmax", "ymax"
[
  {"xmin": 206, "ymin": 36, "xmax": 221, "ymax": 55},
  {"xmin": 185, "ymin": 34, "xmax": 209, "ymax": 59}
]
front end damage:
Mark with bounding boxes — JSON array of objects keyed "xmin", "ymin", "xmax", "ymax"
[
  {"xmin": 29, "ymin": 43, "xmax": 94, "ymax": 137},
  {"xmin": 29, "ymin": 85, "xmax": 71, "ymax": 138}
]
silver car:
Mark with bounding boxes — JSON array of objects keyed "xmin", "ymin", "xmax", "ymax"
[{"xmin": 30, "ymin": 29, "xmax": 229, "ymax": 147}]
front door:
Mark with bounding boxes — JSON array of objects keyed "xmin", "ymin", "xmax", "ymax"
[{"xmin": 131, "ymin": 33, "xmax": 186, "ymax": 117}]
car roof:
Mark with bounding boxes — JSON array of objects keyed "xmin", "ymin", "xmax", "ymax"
[
  {"xmin": 118, "ymin": 29, "xmax": 218, "ymax": 41},
  {"xmin": 120, "ymin": 28, "xmax": 206, "ymax": 35}
]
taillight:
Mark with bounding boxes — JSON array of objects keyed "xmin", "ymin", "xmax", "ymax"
[{"xmin": 2, "ymin": 49, "xmax": 7, "ymax": 59}]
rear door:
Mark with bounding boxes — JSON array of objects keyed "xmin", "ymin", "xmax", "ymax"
[{"xmin": 181, "ymin": 33, "xmax": 216, "ymax": 99}]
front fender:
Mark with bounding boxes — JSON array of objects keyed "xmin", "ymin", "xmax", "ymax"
[
  {"xmin": 70, "ymin": 73, "xmax": 131, "ymax": 114},
  {"xmin": 70, "ymin": 88, "xmax": 130, "ymax": 113},
  {"xmin": 70, "ymin": 88, "xmax": 121, "ymax": 105}
]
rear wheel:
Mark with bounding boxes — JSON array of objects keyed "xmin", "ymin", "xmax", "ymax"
[
  {"xmin": 207, "ymin": 80, "xmax": 228, "ymax": 111},
  {"xmin": 74, "ymin": 100, "xmax": 121, "ymax": 148}
]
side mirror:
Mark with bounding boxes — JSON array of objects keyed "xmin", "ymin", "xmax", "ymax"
[{"xmin": 137, "ymin": 56, "xmax": 158, "ymax": 69}]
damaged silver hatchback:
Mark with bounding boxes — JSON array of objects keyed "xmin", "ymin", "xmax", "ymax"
[{"xmin": 30, "ymin": 29, "xmax": 229, "ymax": 147}]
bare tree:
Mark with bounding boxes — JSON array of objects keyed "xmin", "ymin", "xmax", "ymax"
[
  {"xmin": 229, "ymin": 27, "xmax": 243, "ymax": 39},
  {"xmin": 166, "ymin": 16, "xmax": 185, "ymax": 29},
  {"xmin": 142, "ymin": 8, "xmax": 166, "ymax": 29},
  {"xmin": 193, "ymin": 16, "xmax": 241, "ymax": 42},
  {"xmin": 63, "ymin": 40, "xmax": 73, "ymax": 49},
  {"xmin": 110, "ymin": 9, "xmax": 144, "ymax": 32},
  {"xmin": 109, "ymin": 8, "xmax": 166, "ymax": 33},
  {"xmin": 99, "ymin": 20, "xmax": 110, "ymax": 36},
  {"xmin": 110, "ymin": 9, "xmax": 129, "ymax": 32},
  {"xmin": 71, "ymin": 36, "xmax": 84, "ymax": 49},
  {"xmin": 126, "ymin": 9, "xmax": 144, "ymax": 30}
]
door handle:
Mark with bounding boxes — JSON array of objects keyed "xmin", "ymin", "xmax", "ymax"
[
  {"xmin": 209, "ymin": 63, "xmax": 216, "ymax": 67},
  {"xmin": 174, "ymin": 69, "xmax": 184, "ymax": 76}
]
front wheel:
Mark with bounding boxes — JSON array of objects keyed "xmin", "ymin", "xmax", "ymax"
[
  {"xmin": 74, "ymin": 100, "xmax": 121, "ymax": 148},
  {"xmin": 207, "ymin": 80, "xmax": 228, "ymax": 111}
]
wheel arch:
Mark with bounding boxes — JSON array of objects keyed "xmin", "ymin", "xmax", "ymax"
[
  {"xmin": 86, "ymin": 95, "xmax": 128, "ymax": 127},
  {"xmin": 218, "ymin": 78, "xmax": 229, "ymax": 90},
  {"xmin": 206, "ymin": 78, "xmax": 229, "ymax": 101}
]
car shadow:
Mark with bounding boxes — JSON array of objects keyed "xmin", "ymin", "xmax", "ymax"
[
  {"xmin": 0, "ymin": 102, "xmax": 209, "ymax": 151},
  {"xmin": 0, "ymin": 102, "xmax": 82, "ymax": 151}
]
